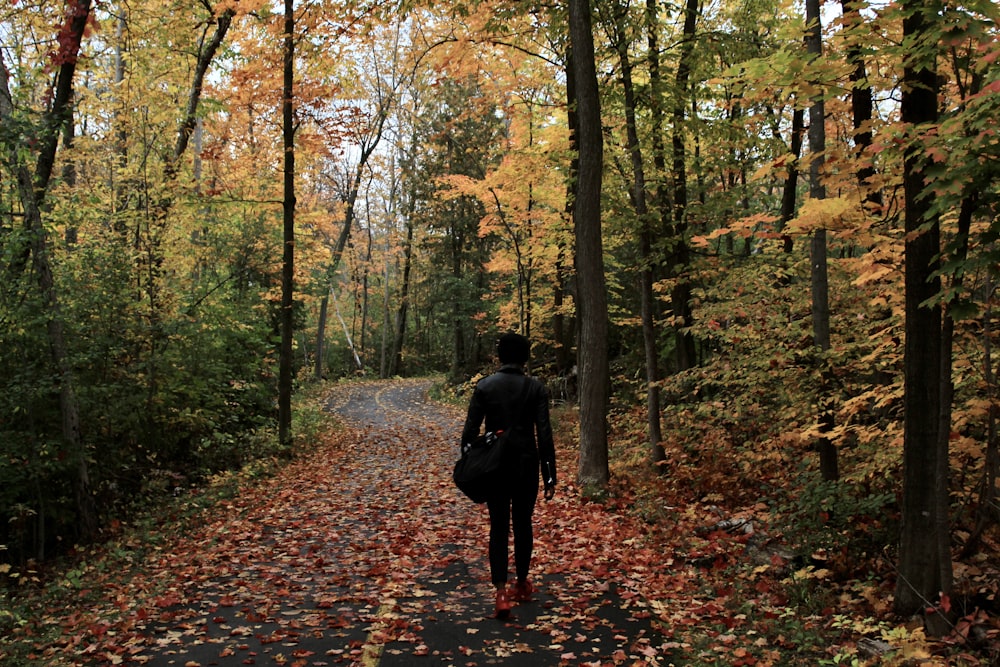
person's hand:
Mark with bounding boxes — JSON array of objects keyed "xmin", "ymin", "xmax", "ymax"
[{"xmin": 544, "ymin": 484, "xmax": 556, "ymax": 500}]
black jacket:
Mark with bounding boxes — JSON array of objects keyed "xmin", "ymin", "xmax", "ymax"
[{"xmin": 461, "ymin": 365, "xmax": 557, "ymax": 487}]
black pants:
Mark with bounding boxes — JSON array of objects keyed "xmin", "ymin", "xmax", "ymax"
[{"xmin": 486, "ymin": 454, "xmax": 539, "ymax": 586}]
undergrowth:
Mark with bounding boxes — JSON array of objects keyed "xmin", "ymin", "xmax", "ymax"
[
  {"xmin": 0, "ymin": 382, "xmax": 332, "ymax": 662},
  {"xmin": 605, "ymin": 389, "xmax": 1000, "ymax": 666}
]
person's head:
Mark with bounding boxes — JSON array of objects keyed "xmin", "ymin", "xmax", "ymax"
[{"xmin": 496, "ymin": 332, "xmax": 530, "ymax": 365}]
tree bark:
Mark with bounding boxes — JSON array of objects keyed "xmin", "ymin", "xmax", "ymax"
[
  {"xmin": 840, "ymin": 0, "xmax": 881, "ymax": 207},
  {"xmin": 555, "ymin": 47, "xmax": 579, "ymax": 382},
  {"xmin": 779, "ymin": 107, "xmax": 804, "ymax": 252},
  {"xmin": 805, "ymin": 0, "xmax": 829, "ymax": 353},
  {"xmin": 894, "ymin": 0, "xmax": 952, "ymax": 629},
  {"xmin": 607, "ymin": 1, "xmax": 664, "ymax": 467},
  {"xmin": 569, "ymin": 0, "xmax": 609, "ymax": 491},
  {"xmin": 278, "ymin": 0, "xmax": 296, "ymax": 447},
  {"xmin": 391, "ymin": 216, "xmax": 415, "ymax": 377},
  {"xmin": 646, "ymin": 0, "xmax": 671, "ymax": 231},
  {"xmin": 804, "ymin": 0, "xmax": 837, "ymax": 481},
  {"xmin": 669, "ymin": 0, "xmax": 699, "ymax": 373}
]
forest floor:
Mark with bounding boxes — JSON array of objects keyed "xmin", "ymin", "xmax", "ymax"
[{"xmin": 1, "ymin": 378, "xmax": 998, "ymax": 666}]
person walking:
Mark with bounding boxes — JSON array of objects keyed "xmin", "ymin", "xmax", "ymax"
[{"xmin": 461, "ymin": 332, "xmax": 557, "ymax": 619}]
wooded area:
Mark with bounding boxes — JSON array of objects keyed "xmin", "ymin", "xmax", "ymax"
[{"xmin": 1, "ymin": 0, "xmax": 999, "ymax": 655}]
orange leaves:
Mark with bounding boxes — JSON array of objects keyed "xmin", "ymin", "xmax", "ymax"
[
  {"xmin": 692, "ymin": 213, "xmax": 780, "ymax": 248},
  {"xmin": 785, "ymin": 196, "xmax": 858, "ymax": 235},
  {"xmin": 211, "ymin": 0, "xmax": 272, "ymax": 15}
]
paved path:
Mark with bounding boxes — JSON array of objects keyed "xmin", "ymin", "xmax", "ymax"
[
  {"xmin": 81, "ymin": 379, "xmax": 669, "ymax": 666},
  {"xmin": 316, "ymin": 379, "xmax": 668, "ymax": 666}
]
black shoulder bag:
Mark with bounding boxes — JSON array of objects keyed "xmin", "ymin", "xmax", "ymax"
[{"xmin": 453, "ymin": 377, "xmax": 530, "ymax": 503}]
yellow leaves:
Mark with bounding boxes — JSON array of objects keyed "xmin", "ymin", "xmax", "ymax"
[
  {"xmin": 788, "ymin": 565, "xmax": 832, "ymax": 583},
  {"xmin": 750, "ymin": 153, "xmax": 796, "ymax": 181},
  {"xmin": 879, "ymin": 626, "xmax": 936, "ymax": 664},
  {"xmin": 435, "ymin": 174, "xmax": 480, "ymax": 202},
  {"xmin": 832, "ymin": 609, "xmax": 885, "ymax": 635},
  {"xmin": 852, "ymin": 262, "xmax": 895, "ymax": 286},
  {"xmin": 212, "ymin": 0, "xmax": 270, "ymax": 15},
  {"xmin": 959, "ymin": 397, "xmax": 995, "ymax": 420},
  {"xmin": 785, "ymin": 196, "xmax": 858, "ymax": 235}
]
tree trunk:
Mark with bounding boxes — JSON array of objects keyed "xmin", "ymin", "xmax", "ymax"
[
  {"xmin": 956, "ymin": 203, "xmax": 994, "ymax": 559},
  {"xmin": 555, "ymin": 48, "xmax": 579, "ymax": 381},
  {"xmin": 640, "ymin": 229, "xmax": 665, "ymax": 467},
  {"xmin": 61, "ymin": 95, "xmax": 78, "ymax": 246},
  {"xmin": 278, "ymin": 0, "xmax": 296, "ymax": 447},
  {"xmin": 669, "ymin": 0, "xmax": 699, "ymax": 373},
  {"xmin": 553, "ymin": 244, "xmax": 574, "ymax": 379},
  {"xmin": 391, "ymin": 216, "xmax": 414, "ymax": 377},
  {"xmin": 569, "ymin": 0, "xmax": 609, "ymax": 491},
  {"xmin": 840, "ymin": 0, "xmax": 881, "ymax": 208},
  {"xmin": 315, "ymin": 295, "xmax": 328, "ymax": 378},
  {"xmin": 968, "ymin": 276, "xmax": 1000, "ymax": 549},
  {"xmin": 449, "ymin": 227, "xmax": 466, "ymax": 381},
  {"xmin": 779, "ymin": 107, "xmax": 804, "ymax": 252},
  {"xmin": 607, "ymin": 3, "xmax": 664, "ymax": 467},
  {"xmin": 359, "ymin": 221, "xmax": 373, "ymax": 363},
  {"xmin": 167, "ymin": 9, "xmax": 236, "ymax": 178},
  {"xmin": 313, "ymin": 183, "xmax": 360, "ymax": 380},
  {"xmin": 388, "ymin": 138, "xmax": 419, "ymax": 378},
  {"xmin": 380, "ymin": 252, "xmax": 390, "ymax": 378},
  {"xmin": 646, "ymin": 0, "xmax": 671, "ymax": 230},
  {"xmin": 805, "ymin": 0, "xmax": 837, "ymax": 481},
  {"xmin": 894, "ymin": 0, "xmax": 952, "ymax": 629},
  {"xmin": 806, "ymin": 0, "xmax": 829, "ymax": 352}
]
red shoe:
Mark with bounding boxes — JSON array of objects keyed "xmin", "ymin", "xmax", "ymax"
[
  {"xmin": 495, "ymin": 587, "xmax": 512, "ymax": 618},
  {"xmin": 511, "ymin": 579, "xmax": 534, "ymax": 602}
]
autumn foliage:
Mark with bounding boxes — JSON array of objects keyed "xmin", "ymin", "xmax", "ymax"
[{"xmin": 2, "ymin": 0, "xmax": 1000, "ymax": 664}]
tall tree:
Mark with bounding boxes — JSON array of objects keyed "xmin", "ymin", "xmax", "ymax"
[
  {"xmin": 602, "ymin": 0, "xmax": 664, "ymax": 467},
  {"xmin": 668, "ymin": 0, "xmax": 699, "ymax": 373},
  {"xmin": 805, "ymin": 0, "xmax": 829, "ymax": 352},
  {"xmin": 778, "ymin": 106, "xmax": 804, "ymax": 252},
  {"xmin": 805, "ymin": 0, "xmax": 837, "ymax": 481},
  {"xmin": 839, "ymin": 0, "xmax": 882, "ymax": 207},
  {"xmin": 893, "ymin": 0, "xmax": 952, "ymax": 629},
  {"xmin": 387, "ymin": 141, "xmax": 415, "ymax": 378},
  {"xmin": 279, "ymin": 0, "xmax": 296, "ymax": 446},
  {"xmin": 568, "ymin": 0, "xmax": 610, "ymax": 490},
  {"xmin": 402, "ymin": 74, "xmax": 504, "ymax": 378},
  {"xmin": 645, "ymin": 0, "xmax": 671, "ymax": 251}
]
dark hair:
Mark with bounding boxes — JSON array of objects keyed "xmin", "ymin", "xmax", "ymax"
[{"xmin": 496, "ymin": 332, "xmax": 530, "ymax": 364}]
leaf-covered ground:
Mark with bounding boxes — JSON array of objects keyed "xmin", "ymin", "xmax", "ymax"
[{"xmin": 2, "ymin": 378, "xmax": 998, "ymax": 666}]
